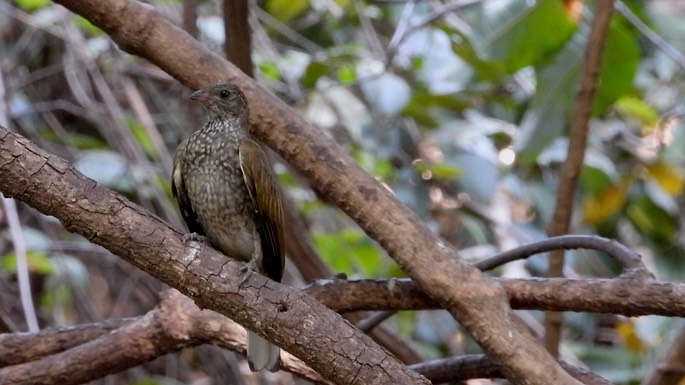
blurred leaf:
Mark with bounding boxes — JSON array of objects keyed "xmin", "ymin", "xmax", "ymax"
[
  {"xmin": 580, "ymin": 166, "xmax": 614, "ymax": 196},
  {"xmin": 626, "ymin": 196, "xmax": 678, "ymax": 240},
  {"xmin": 1, "ymin": 251, "xmax": 54, "ymax": 275},
  {"xmin": 615, "ymin": 96, "xmax": 660, "ymax": 127},
  {"xmin": 15, "ymin": 0, "xmax": 50, "ymax": 11},
  {"xmin": 593, "ymin": 21, "xmax": 639, "ymax": 115},
  {"xmin": 413, "ymin": 161, "xmax": 461, "ymax": 180},
  {"xmin": 516, "ymin": 15, "xmax": 639, "ymax": 163},
  {"xmin": 128, "ymin": 118, "xmax": 159, "ymax": 159},
  {"xmin": 474, "ymin": 0, "xmax": 577, "ymax": 74},
  {"xmin": 72, "ymin": 15, "xmax": 104, "ymax": 36},
  {"xmin": 314, "ymin": 229, "xmax": 386, "ymax": 277},
  {"xmin": 444, "ymin": 25, "xmax": 506, "ymax": 81},
  {"xmin": 616, "ymin": 320, "xmax": 646, "ymax": 354},
  {"xmin": 515, "ymin": 36, "xmax": 583, "ymax": 163},
  {"xmin": 41, "ymin": 272, "xmax": 76, "ymax": 314},
  {"xmin": 645, "ymin": 162, "xmax": 684, "ymax": 196},
  {"xmin": 353, "ymin": 148, "xmax": 394, "ymax": 179},
  {"xmin": 582, "ymin": 180, "xmax": 630, "ymax": 225},
  {"xmin": 258, "ymin": 61, "xmax": 282, "ymax": 81},
  {"xmin": 402, "ymin": 88, "xmax": 470, "ymax": 127},
  {"xmin": 266, "ymin": 0, "xmax": 309, "ymax": 23},
  {"xmin": 336, "ymin": 64, "xmax": 357, "ymax": 84},
  {"xmin": 303, "ymin": 61, "xmax": 334, "ymax": 89}
]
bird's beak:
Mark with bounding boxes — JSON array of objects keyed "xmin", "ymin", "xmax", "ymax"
[{"xmin": 190, "ymin": 89, "xmax": 209, "ymax": 103}]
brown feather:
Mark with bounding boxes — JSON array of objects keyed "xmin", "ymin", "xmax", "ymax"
[{"xmin": 239, "ymin": 139, "xmax": 285, "ymax": 282}]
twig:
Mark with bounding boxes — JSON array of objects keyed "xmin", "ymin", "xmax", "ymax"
[
  {"xmin": 476, "ymin": 235, "xmax": 650, "ymax": 276},
  {"xmin": 356, "ymin": 310, "xmax": 396, "ymax": 332},
  {"xmin": 544, "ymin": 0, "xmax": 615, "ymax": 357},
  {"xmin": 614, "ymin": 1, "xmax": 685, "ymax": 73},
  {"xmin": 409, "ymin": 354, "xmax": 614, "ymax": 385},
  {"xmin": 1, "ymin": 197, "xmax": 39, "ymax": 332}
]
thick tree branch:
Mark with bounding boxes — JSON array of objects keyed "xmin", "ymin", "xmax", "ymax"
[
  {"xmin": 4, "ymin": 268, "xmax": 680, "ymax": 384},
  {"xmin": 0, "ymin": 289, "xmax": 329, "ymax": 385},
  {"xmin": 306, "ymin": 277, "xmax": 683, "ymax": 317},
  {"xmin": 0, "ymin": 126, "xmax": 425, "ymax": 385},
  {"xmin": 0, "ymin": 318, "xmax": 133, "ymax": 367},
  {"xmin": 48, "ymin": 1, "xmax": 578, "ymax": 383}
]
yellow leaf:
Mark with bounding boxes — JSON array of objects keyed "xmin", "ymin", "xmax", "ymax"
[
  {"xmin": 646, "ymin": 163, "xmax": 684, "ymax": 196},
  {"xmin": 616, "ymin": 319, "xmax": 645, "ymax": 354},
  {"xmin": 582, "ymin": 182, "xmax": 629, "ymax": 224}
]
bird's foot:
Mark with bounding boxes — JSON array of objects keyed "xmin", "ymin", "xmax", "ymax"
[
  {"xmin": 183, "ymin": 232, "xmax": 207, "ymax": 244},
  {"xmin": 239, "ymin": 259, "xmax": 258, "ymax": 285}
]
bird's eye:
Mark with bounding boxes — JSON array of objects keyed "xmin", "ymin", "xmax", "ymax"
[{"xmin": 219, "ymin": 89, "xmax": 230, "ymax": 98}]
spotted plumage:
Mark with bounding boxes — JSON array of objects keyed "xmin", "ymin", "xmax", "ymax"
[{"xmin": 172, "ymin": 83, "xmax": 284, "ymax": 371}]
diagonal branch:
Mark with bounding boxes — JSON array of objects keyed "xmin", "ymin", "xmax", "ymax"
[
  {"xmin": 0, "ymin": 126, "xmax": 425, "ymax": 385},
  {"xmin": 48, "ymin": 1, "xmax": 579, "ymax": 383}
]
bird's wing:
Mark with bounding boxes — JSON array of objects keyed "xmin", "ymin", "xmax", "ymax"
[
  {"xmin": 171, "ymin": 139, "xmax": 206, "ymax": 236},
  {"xmin": 239, "ymin": 138, "xmax": 285, "ymax": 282}
]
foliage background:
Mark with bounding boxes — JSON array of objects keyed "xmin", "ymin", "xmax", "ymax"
[{"xmin": 1, "ymin": 0, "xmax": 685, "ymax": 383}]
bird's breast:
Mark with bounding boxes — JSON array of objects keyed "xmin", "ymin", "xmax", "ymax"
[{"xmin": 183, "ymin": 144, "xmax": 258, "ymax": 262}]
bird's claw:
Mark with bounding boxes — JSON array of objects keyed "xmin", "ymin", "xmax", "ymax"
[
  {"xmin": 183, "ymin": 232, "xmax": 207, "ymax": 244},
  {"xmin": 239, "ymin": 259, "xmax": 257, "ymax": 285}
]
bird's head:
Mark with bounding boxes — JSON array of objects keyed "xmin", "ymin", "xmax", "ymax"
[{"xmin": 191, "ymin": 83, "xmax": 248, "ymax": 120}]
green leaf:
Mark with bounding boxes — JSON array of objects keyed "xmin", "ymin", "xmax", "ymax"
[
  {"xmin": 413, "ymin": 161, "xmax": 461, "ymax": 180},
  {"xmin": 442, "ymin": 24, "xmax": 506, "ymax": 81},
  {"xmin": 266, "ymin": 0, "xmax": 309, "ymax": 23},
  {"xmin": 258, "ymin": 61, "xmax": 282, "ymax": 82},
  {"xmin": 593, "ymin": 21, "xmax": 639, "ymax": 115},
  {"xmin": 302, "ymin": 61, "xmax": 334, "ymax": 89},
  {"xmin": 0, "ymin": 251, "xmax": 54, "ymax": 275},
  {"xmin": 514, "ymin": 35, "xmax": 583, "ymax": 163},
  {"xmin": 313, "ymin": 229, "xmax": 386, "ymax": 277},
  {"xmin": 476, "ymin": 0, "xmax": 577, "ymax": 73},
  {"xmin": 337, "ymin": 64, "xmax": 357, "ymax": 84},
  {"xmin": 402, "ymin": 87, "xmax": 470, "ymax": 127},
  {"xmin": 128, "ymin": 118, "xmax": 159, "ymax": 159},
  {"xmin": 15, "ymin": 0, "xmax": 50, "ymax": 11},
  {"xmin": 615, "ymin": 96, "xmax": 660, "ymax": 126},
  {"xmin": 626, "ymin": 197, "xmax": 677, "ymax": 240},
  {"xmin": 72, "ymin": 15, "xmax": 104, "ymax": 36}
]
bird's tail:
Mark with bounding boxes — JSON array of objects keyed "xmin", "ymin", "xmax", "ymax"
[{"xmin": 247, "ymin": 331, "xmax": 280, "ymax": 372}]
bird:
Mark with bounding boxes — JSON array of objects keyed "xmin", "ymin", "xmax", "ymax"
[{"xmin": 171, "ymin": 83, "xmax": 285, "ymax": 372}]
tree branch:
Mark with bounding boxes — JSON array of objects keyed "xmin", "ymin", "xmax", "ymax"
[
  {"xmin": 48, "ymin": 1, "xmax": 579, "ymax": 383},
  {"xmin": 410, "ymin": 355, "xmax": 613, "ymax": 385},
  {"xmin": 0, "ymin": 126, "xmax": 425, "ymax": 384},
  {"xmin": 0, "ymin": 289, "xmax": 330, "ymax": 385},
  {"xmin": 544, "ymin": 0, "xmax": 615, "ymax": 355},
  {"xmin": 305, "ymin": 276, "xmax": 683, "ymax": 317}
]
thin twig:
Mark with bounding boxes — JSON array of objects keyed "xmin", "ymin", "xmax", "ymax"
[
  {"xmin": 1, "ymin": 197, "xmax": 39, "ymax": 332},
  {"xmin": 477, "ymin": 235, "xmax": 650, "ymax": 275},
  {"xmin": 544, "ymin": 0, "xmax": 616, "ymax": 357},
  {"xmin": 409, "ymin": 354, "xmax": 613, "ymax": 385},
  {"xmin": 615, "ymin": 1, "xmax": 685, "ymax": 72}
]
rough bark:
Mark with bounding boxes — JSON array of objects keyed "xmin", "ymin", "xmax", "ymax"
[
  {"xmin": 49, "ymin": 1, "xmax": 580, "ymax": 383},
  {"xmin": 0, "ymin": 127, "xmax": 426, "ymax": 385}
]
